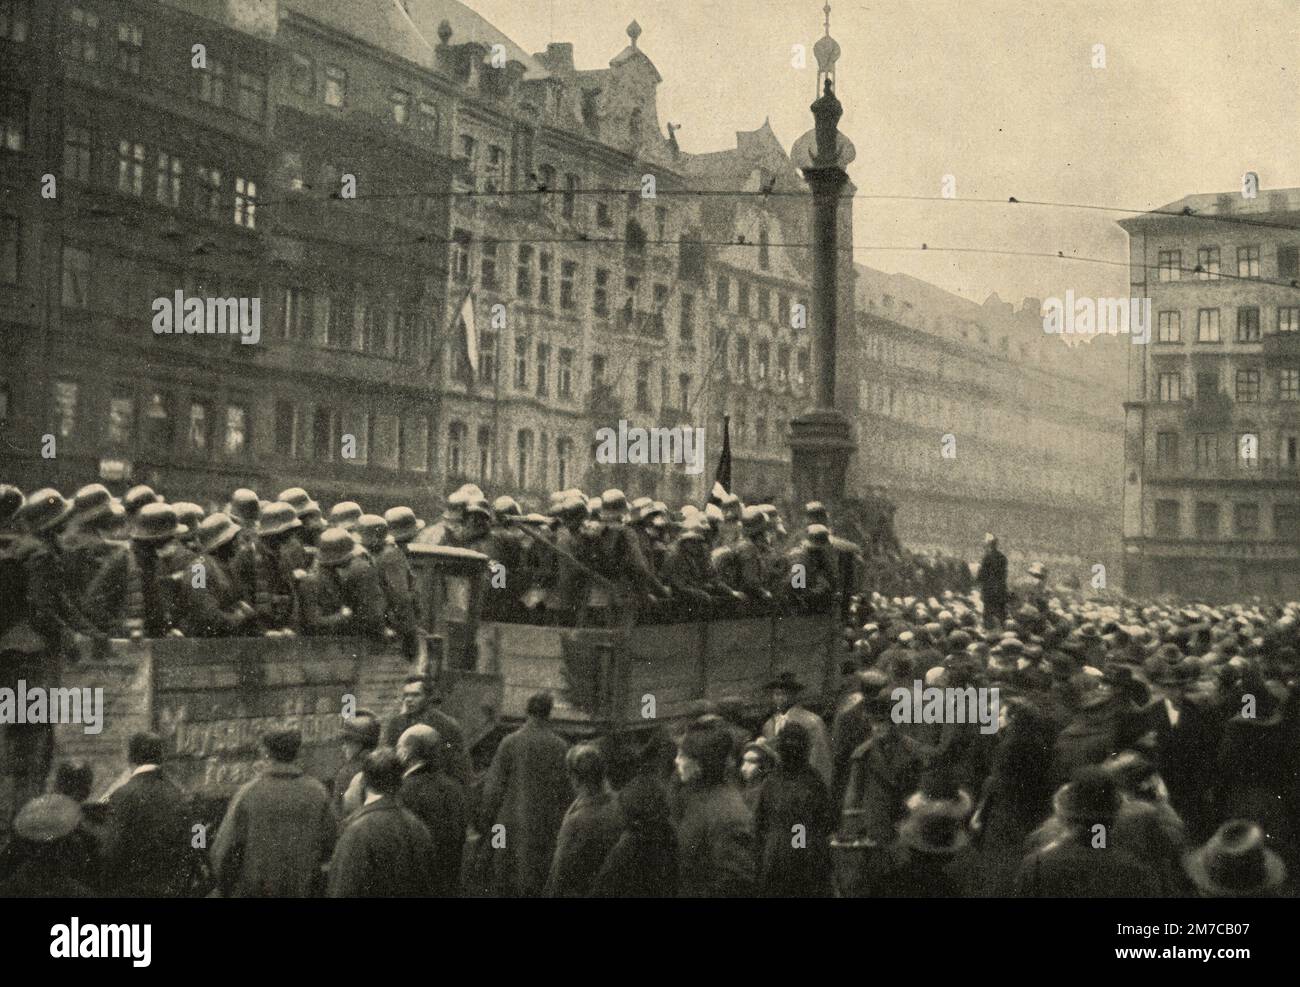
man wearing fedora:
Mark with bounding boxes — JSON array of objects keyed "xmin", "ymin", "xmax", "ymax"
[
  {"xmin": 173, "ymin": 513, "xmax": 257, "ymax": 637},
  {"xmin": 1184, "ymin": 820, "xmax": 1289, "ymax": 897},
  {"xmin": 761, "ymin": 671, "xmax": 832, "ymax": 787}
]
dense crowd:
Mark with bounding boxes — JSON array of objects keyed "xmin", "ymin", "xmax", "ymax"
[{"xmin": 2, "ymin": 480, "xmax": 1295, "ymax": 897}]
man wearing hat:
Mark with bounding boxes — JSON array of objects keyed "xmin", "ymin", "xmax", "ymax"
[
  {"xmin": 211, "ymin": 727, "xmax": 338, "ymax": 897},
  {"xmin": 278, "ymin": 487, "xmax": 326, "ymax": 550},
  {"xmin": 2, "ymin": 490, "xmax": 108, "ymax": 822},
  {"xmin": 976, "ymin": 534, "xmax": 1008, "ymax": 630},
  {"xmin": 546, "ymin": 494, "xmax": 597, "ymax": 626},
  {"xmin": 172, "ymin": 514, "xmax": 257, "ymax": 638},
  {"xmin": 328, "ymin": 501, "xmax": 363, "ymax": 532},
  {"xmin": 760, "ymin": 671, "xmax": 832, "ymax": 786},
  {"xmin": 122, "ymin": 484, "xmax": 160, "ymax": 518},
  {"xmin": 298, "ymin": 526, "xmax": 387, "ymax": 639},
  {"xmin": 805, "ymin": 501, "xmax": 865, "ymax": 618},
  {"xmin": 783, "ymin": 524, "xmax": 839, "ymax": 615},
  {"xmin": 0, "ymin": 793, "xmax": 98, "ymax": 896},
  {"xmin": 333, "ymin": 708, "xmax": 381, "ymax": 816},
  {"xmin": 1184, "ymin": 820, "xmax": 1289, "ymax": 897},
  {"xmin": 721, "ymin": 506, "xmax": 776, "ymax": 610},
  {"xmin": 83, "ymin": 502, "xmax": 195, "ymax": 638},
  {"xmin": 1014, "ymin": 767, "xmax": 1161, "ymax": 897},
  {"xmin": 661, "ymin": 515, "xmax": 743, "ymax": 620},
  {"xmin": 60, "ymin": 483, "xmax": 126, "ymax": 609},
  {"xmin": 359, "ymin": 514, "xmax": 418, "ymax": 659}
]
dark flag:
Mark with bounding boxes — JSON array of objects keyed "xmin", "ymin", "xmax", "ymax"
[{"xmin": 714, "ymin": 414, "xmax": 732, "ymax": 494}]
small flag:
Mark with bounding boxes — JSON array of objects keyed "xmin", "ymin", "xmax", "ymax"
[
  {"xmin": 714, "ymin": 414, "xmax": 732, "ymax": 494},
  {"xmin": 459, "ymin": 290, "xmax": 478, "ymax": 375}
]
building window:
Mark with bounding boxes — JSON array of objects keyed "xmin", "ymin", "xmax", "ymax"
[
  {"xmin": 324, "ymin": 65, "xmax": 347, "ymax": 107},
  {"xmin": 716, "ymin": 275, "xmax": 730, "ymax": 309},
  {"xmin": 155, "ymin": 152, "xmax": 182, "ymax": 208},
  {"xmin": 1154, "ymin": 500, "xmax": 1180, "ymax": 538},
  {"xmin": 1236, "ymin": 245, "xmax": 1260, "ymax": 279},
  {"xmin": 281, "ymin": 285, "xmax": 310, "ymax": 340},
  {"xmin": 758, "ymin": 289, "xmax": 771, "ymax": 321},
  {"xmin": 536, "ymin": 342, "xmax": 550, "ymax": 397},
  {"xmin": 1278, "ymin": 307, "xmax": 1300, "ymax": 334},
  {"xmin": 1195, "ymin": 308, "xmax": 1220, "ymax": 343},
  {"xmin": 1237, "ymin": 306, "xmax": 1260, "ymax": 342},
  {"xmin": 1280, "ymin": 246, "xmax": 1299, "ymax": 281},
  {"xmin": 1275, "ymin": 504, "xmax": 1300, "ymax": 542},
  {"xmin": 270, "ymin": 399, "xmax": 295, "ymax": 457},
  {"xmin": 117, "ymin": 139, "xmax": 145, "ymax": 196},
  {"xmin": 451, "ymin": 229, "xmax": 470, "ymax": 283},
  {"xmin": 0, "ymin": 213, "xmax": 17, "ymax": 285},
  {"xmin": 1235, "ymin": 368, "xmax": 1260, "ymax": 402},
  {"xmin": 143, "ymin": 392, "xmax": 173, "ymax": 450},
  {"xmin": 560, "ymin": 260, "xmax": 576, "ymax": 310},
  {"xmin": 1156, "ymin": 372, "xmax": 1181, "ymax": 402},
  {"xmin": 290, "ymin": 53, "xmax": 313, "ymax": 96},
  {"xmin": 485, "ymin": 145, "xmax": 505, "ymax": 194},
  {"xmin": 417, "ymin": 99, "xmax": 438, "ymax": 136},
  {"xmin": 1195, "ymin": 502, "xmax": 1219, "ymax": 539},
  {"xmin": 516, "ymin": 245, "xmax": 532, "ymax": 297},
  {"xmin": 224, "ymin": 405, "xmax": 247, "ymax": 455},
  {"xmin": 515, "ymin": 430, "xmax": 533, "ymax": 487},
  {"xmin": 481, "ymin": 241, "xmax": 498, "ymax": 289},
  {"xmin": 51, "ymin": 380, "xmax": 78, "ymax": 440},
  {"xmin": 447, "ymin": 421, "xmax": 466, "ymax": 475},
  {"xmin": 390, "ymin": 89, "xmax": 410, "ymax": 125},
  {"xmin": 778, "ymin": 293, "xmax": 790, "ymax": 328},
  {"xmin": 555, "ymin": 348, "xmax": 574, "ymax": 399},
  {"xmin": 1283, "ymin": 435, "xmax": 1299, "ymax": 467},
  {"xmin": 636, "ymin": 361, "xmax": 651, "ymax": 411},
  {"xmin": 680, "ymin": 292, "xmax": 694, "ymax": 343},
  {"xmin": 1155, "ymin": 431, "xmax": 1179, "ymax": 469},
  {"xmin": 115, "ymin": 22, "xmax": 142, "ymax": 76},
  {"xmin": 1280, "ymin": 369, "xmax": 1300, "ymax": 401},
  {"xmin": 1196, "ymin": 246, "xmax": 1219, "ymax": 280},
  {"xmin": 1194, "ymin": 433, "xmax": 1218, "ymax": 470},
  {"xmin": 538, "ymin": 252, "xmax": 551, "ymax": 304},
  {"xmin": 735, "ymin": 338, "xmax": 749, "ymax": 379},
  {"xmin": 1156, "ymin": 311, "xmax": 1180, "ymax": 343},
  {"xmin": 233, "ymin": 177, "xmax": 257, "ymax": 228},
  {"xmin": 469, "ymin": 330, "xmax": 491, "ymax": 386},
  {"xmin": 562, "ymin": 174, "xmax": 578, "ymax": 220},
  {"xmin": 593, "ymin": 268, "xmax": 609, "ymax": 317},
  {"xmin": 61, "ymin": 245, "xmax": 91, "ymax": 308},
  {"xmin": 194, "ymin": 166, "xmax": 222, "ymax": 220},
  {"xmin": 63, "ymin": 124, "xmax": 92, "ymax": 182},
  {"xmin": 312, "ymin": 407, "xmax": 335, "ymax": 462},
  {"xmin": 107, "ymin": 393, "xmax": 134, "ymax": 446},
  {"xmin": 797, "ymin": 348, "xmax": 810, "ymax": 386},
  {"xmin": 327, "ymin": 289, "xmax": 353, "ymax": 348},
  {"xmin": 237, "ymin": 70, "xmax": 267, "ymax": 121},
  {"xmin": 1, "ymin": 0, "xmax": 31, "ymax": 42},
  {"xmin": 596, "ymin": 200, "xmax": 612, "ymax": 228},
  {"xmin": 757, "ymin": 340, "xmax": 770, "ymax": 381},
  {"xmin": 196, "ymin": 57, "xmax": 227, "ymax": 106},
  {"xmin": 402, "ymin": 416, "xmax": 429, "ymax": 472},
  {"xmin": 1157, "ymin": 250, "xmax": 1181, "ymax": 282},
  {"xmin": 1234, "ymin": 503, "xmax": 1259, "ymax": 537},
  {"xmin": 556, "ymin": 438, "xmax": 572, "ymax": 489},
  {"xmin": 738, "ymin": 281, "xmax": 750, "ymax": 317},
  {"xmin": 188, "ymin": 401, "xmax": 209, "ymax": 453},
  {"xmin": 67, "ymin": 6, "xmax": 99, "ymax": 64},
  {"xmin": 1237, "ymin": 432, "xmax": 1259, "ymax": 468},
  {"xmin": 477, "ymin": 426, "xmax": 493, "ymax": 481},
  {"xmin": 514, "ymin": 335, "xmax": 529, "ymax": 390},
  {"xmin": 759, "ymin": 229, "xmax": 770, "ymax": 270},
  {"xmin": 777, "ymin": 344, "xmax": 790, "ymax": 384},
  {"xmin": 678, "ymin": 373, "xmax": 691, "ymax": 410}
]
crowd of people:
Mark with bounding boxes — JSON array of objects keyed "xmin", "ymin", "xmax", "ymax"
[{"xmin": 2, "ymin": 478, "xmax": 1296, "ymax": 897}]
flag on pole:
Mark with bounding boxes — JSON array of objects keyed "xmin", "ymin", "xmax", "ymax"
[
  {"xmin": 714, "ymin": 414, "xmax": 732, "ymax": 494},
  {"xmin": 459, "ymin": 289, "xmax": 478, "ymax": 376}
]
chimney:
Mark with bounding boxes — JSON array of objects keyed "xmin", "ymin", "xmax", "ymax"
[{"xmin": 538, "ymin": 42, "xmax": 575, "ymax": 74}]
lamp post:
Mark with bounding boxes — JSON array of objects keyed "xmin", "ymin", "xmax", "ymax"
[{"xmin": 789, "ymin": 3, "xmax": 856, "ymax": 508}]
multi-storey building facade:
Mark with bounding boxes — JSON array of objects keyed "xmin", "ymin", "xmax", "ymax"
[
  {"xmin": 1118, "ymin": 189, "xmax": 1300, "ymax": 600},
  {"xmin": 851, "ymin": 264, "xmax": 1127, "ymax": 582},
  {"xmin": 2, "ymin": 0, "xmax": 450, "ymax": 513}
]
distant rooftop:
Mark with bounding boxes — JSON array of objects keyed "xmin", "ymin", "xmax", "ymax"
[{"xmin": 1118, "ymin": 186, "xmax": 1300, "ymax": 230}]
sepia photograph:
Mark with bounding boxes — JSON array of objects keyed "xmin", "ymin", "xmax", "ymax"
[{"xmin": 0, "ymin": 0, "xmax": 1296, "ymax": 957}]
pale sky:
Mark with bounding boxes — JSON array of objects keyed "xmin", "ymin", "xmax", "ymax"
[{"xmin": 468, "ymin": 0, "xmax": 1299, "ymax": 305}]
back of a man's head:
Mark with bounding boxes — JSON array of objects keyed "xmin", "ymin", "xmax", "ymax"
[
  {"xmin": 362, "ymin": 747, "xmax": 404, "ymax": 798},
  {"xmin": 263, "ymin": 727, "xmax": 303, "ymax": 764},
  {"xmin": 525, "ymin": 691, "xmax": 554, "ymax": 720},
  {"xmin": 397, "ymin": 724, "xmax": 441, "ymax": 767},
  {"xmin": 128, "ymin": 732, "xmax": 165, "ymax": 767},
  {"xmin": 54, "ymin": 760, "xmax": 94, "ymax": 803}
]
